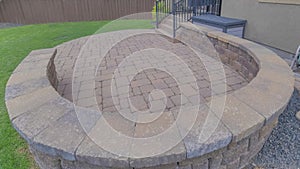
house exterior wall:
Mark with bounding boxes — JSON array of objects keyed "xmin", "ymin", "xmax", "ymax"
[{"xmin": 221, "ymin": 0, "xmax": 300, "ymax": 53}]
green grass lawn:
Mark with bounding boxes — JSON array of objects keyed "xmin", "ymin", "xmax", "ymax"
[{"xmin": 0, "ymin": 20, "xmax": 153, "ymax": 169}]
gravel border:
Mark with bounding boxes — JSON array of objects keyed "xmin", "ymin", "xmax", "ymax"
[{"xmin": 250, "ymin": 89, "xmax": 300, "ymax": 169}]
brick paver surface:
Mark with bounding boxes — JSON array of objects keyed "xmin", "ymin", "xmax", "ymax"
[{"xmin": 54, "ymin": 30, "xmax": 248, "ymax": 113}]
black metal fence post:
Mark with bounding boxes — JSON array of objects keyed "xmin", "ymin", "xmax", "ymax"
[
  {"xmin": 172, "ymin": 0, "xmax": 176, "ymax": 38},
  {"xmin": 156, "ymin": 0, "xmax": 159, "ymax": 28},
  {"xmin": 218, "ymin": 0, "xmax": 222, "ymax": 16},
  {"xmin": 193, "ymin": 0, "xmax": 196, "ymax": 16}
]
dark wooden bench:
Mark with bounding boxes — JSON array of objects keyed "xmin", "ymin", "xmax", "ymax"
[{"xmin": 192, "ymin": 14, "xmax": 247, "ymax": 38}]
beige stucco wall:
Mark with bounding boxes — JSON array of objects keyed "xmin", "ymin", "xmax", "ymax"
[{"xmin": 221, "ymin": 0, "xmax": 300, "ymax": 53}]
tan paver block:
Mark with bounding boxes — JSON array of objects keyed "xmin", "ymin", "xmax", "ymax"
[
  {"xmin": 78, "ymin": 90, "xmax": 95, "ymax": 100},
  {"xmin": 174, "ymin": 105, "xmax": 231, "ymax": 158},
  {"xmin": 170, "ymin": 95, "xmax": 188, "ymax": 106},
  {"xmin": 12, "ymin": 97, "xmax": 70, "ymax": 140},
  {"xmin": 28, "ymin": 48, "xmax": 57, "ymax": 56},
  {"xmin": 116, "ymin": 86, "xmax": 130, "ymax": 95},
  {"xmin": 97, "ymin": 74, "xmax": 112, "ymax": 81},
  {"xmin": 76, "ymin": 97, "xmax": 98, "ymax": 108},
  {"xmin": 149, "ymin": 90, "xmax": 166, "ymax": 100},
  {"xmin": 154, "ymin": 72, "xmax": 170, "ymax": 79},
  {"xmin": 161, "ymin": 88, "xmax": 175, "ymax": 97},
  {"xmin": 86, "ymin": 111, "xmax": 135, "ymax": 159},
  {"xmin": 210, "ymin": 83, "xmax": 229, "ymax": 95},
  {"xmin": 5, "ymin": 76, "xmax": 51, "ymax": 101},
  {"xmin": 163, "ymin": 77, "xmax": 177, "ymax": 84},
  {"xmin": 225, "ymin": 76, "xmax": 245, "ymax": 86},
  {"xmin": 101, "ymin": 86, "xmax": 112, "ymax": 98},
  {"xmin": 13, "ymin": 59, "xmax": 49, "ymax": 73},
  {"xmin": 131, "ymin": 79, "xmax": 151, "ymax": 87},
  {"xmin": 149, "ymin": 99, "xmax": 167, "ymax": 113},
  {"xmin": 32, "ymin": 110, "xmax": 86, "ymax": 161},
  {"xmin": 152, "ymin": 79, "xmax": 169, "ymax": 89},
  {"xmin": 129, "ymin": 141, "xmax": 186, "ymax": 168},
  {"xmin": 209, "ymin": 95, "xmax": 265, "ymax": 141},
  {"xmin": 249, "ymin": 76, "xmax": 294, "ymax": 111},
  {"xmin": 180, "ymin": 84, "xmax": 198, "ymax": 97},
  {"xmin": 233, "ymin": 86, "xmax": 288, "ymax": 124},
  {"xmin": 187, "ymin": 95, "xmax": 205, "ymax": 106},
  {"xmin": 134, "ymin": 111, "xmax": 174, "ymax": 138},
  {"xmin": 6, "ymin": 86, "xmax": 59, "ymax": 120},
  {"xmin": 132, "ymin": 87, "xmax": 142, "ymax": 95},
  {"xmin": 140, "ymin": 84, "xmax": 155, "ymax": 93},
  {"xmin": 76, "ymin": 137, "xmax": 130, "ymax": 168},
  {"xmin": 131, "ymin": 111, "xmax": 186, "ymax": 168},
  {"xmin": 197, "ymin": 80, "xmax": 210, "ymax": 89},
  {"xmin": 230, "ymin": 83, "xmax": 245, "ymax": 90},
  {"xmin": 199, "ymin": 87, "xmax": 212, "ymax": 98},
  {"xmin": 102, "ymin": 112, "xmax": 135, "ymax": 137},
  {"xmin": 166, "ymin": 99, "xmax": 175, "ymax": 109},
  {"xmin": 102, "ymin": 97, "xmax": 115, "ymax": 109},
  {"xmin": 7, "ymin": 71, "xmax": 46, "ymax": 86},
  {"xmin": 258, "ymin": 63, "xmax": 294, "ymax": 83},
  {"xmin": 130, "ymin": 95, "xmax": 148, "ymax": 111},
  {"xmin": 115, "ymin": 76, "xmax": 129, "ymax": 87}
]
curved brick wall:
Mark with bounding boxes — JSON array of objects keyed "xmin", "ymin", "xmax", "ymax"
[
  {"xmin": 47, "ymin": 49, "xmax": 59, "ymax": 90},
  {"xmin": 176, "ymin": 23, "xmax": 259, "ymax": 82},
  {"xmin": 5, "ymin": 26, "xmax": 294, "ymax": 169}
]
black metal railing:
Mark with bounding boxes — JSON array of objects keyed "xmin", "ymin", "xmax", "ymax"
[
  {"xmin": 174, "ymin": 0, "xmax": 222, "ymax": 30},
  {"xmin": 191, "ymin": 0, "xmax": 222, "ymax": 16},
  {"xmin": 173, "ymin": 0, "xmax": 193, "ymax": 31},
  {"xmin": 156, "ymin": 0, "xmax": 222, "ymax": 38},
  {"xmin": 155, "ymin": 0, "xmax": 172, "ymax": 28}
]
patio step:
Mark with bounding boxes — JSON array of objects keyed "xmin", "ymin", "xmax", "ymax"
[
  {"xmin": 160, "ymin": 23, "xmax": 173, "ymax": 33},
  {"xmin": 161, "ymin": 15, "xmax": 173, "ymax": 25},
  {"xmin": 156, "ymin": 14, "xmax": 176, "ymax": 38},
  {"xmin": 156, "ymin": 28, "xmax": 173, "ymax": 38}
]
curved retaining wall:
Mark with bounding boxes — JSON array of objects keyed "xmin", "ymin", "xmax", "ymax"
[
  {"xmin": 176, "ymin": 23, "xmax": 259, "ymax": 82},
  {"xmin": 5, "ymin": 25, "xmax": 294, "ymax": 169},
  {"xmin": 173, "ymin": 23, "xmax": 294, "ymax": 168}
]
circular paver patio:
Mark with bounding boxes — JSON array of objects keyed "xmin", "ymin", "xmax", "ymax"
[
  {"xmin": 54, "ymin": 32, "xmax": 248, "ymax": 111},
  {"xmin": 5, "ymin": 23, "xmax": 294, "ymax": 169}
]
